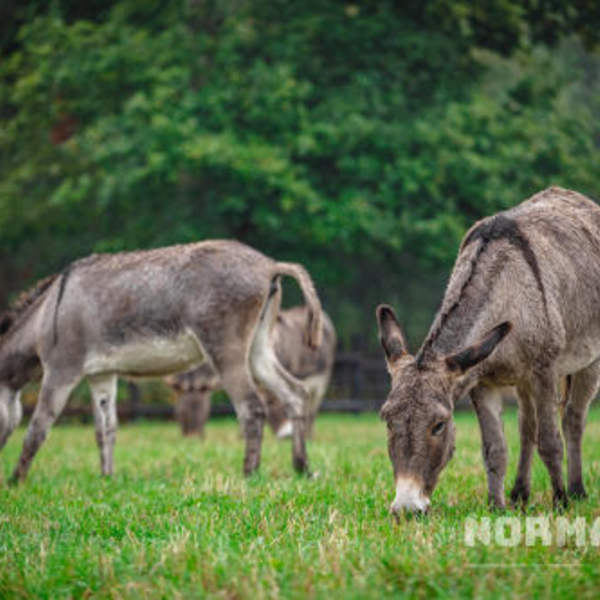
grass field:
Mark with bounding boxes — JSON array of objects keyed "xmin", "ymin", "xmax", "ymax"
[{"xmin": 2, "ymin": 408, "xmax": 600, "ymax": 598}]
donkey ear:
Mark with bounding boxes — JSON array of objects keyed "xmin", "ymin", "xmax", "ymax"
[
  {"xmin": 445, "ymin": 321, "xmax": 512, "ymax": 374},
  {"xmin": 376, "ymin": 304, "xmax": 408, "ymax": 366}
]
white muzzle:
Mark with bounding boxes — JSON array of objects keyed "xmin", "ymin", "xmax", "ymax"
[{"xmin": 390, "ymin": 476, "xmax": 430, "ymax": 515}]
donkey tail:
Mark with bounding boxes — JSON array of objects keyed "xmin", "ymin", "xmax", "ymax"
[{"xmin": 272, "ymin": 262, "xmax": 322, "ymax": 349}]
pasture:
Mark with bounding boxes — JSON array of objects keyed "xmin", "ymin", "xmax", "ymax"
[{"xmin": 2, "ymin": 410, "xmax": 600, "ymax": 598}]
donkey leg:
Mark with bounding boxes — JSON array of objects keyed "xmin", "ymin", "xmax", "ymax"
[
  {"xmin": 0, "ymin": 389, "xmax": 22, "ymax": 454},
  {"xmin": 89, "ymin": 374, "xmax": 118, "ymax": 476},
  {"xmin": 8, "ymin": 392, "xmax": 23, "ymax": 434},
  {"xmin": 10, "ymin": 374, "xmax": 79, "ymax": 483},
  {"xmin": 262, "ymin": 387, "xmax": 292, "ymax": 439},
  {"xmin": 510, "ymin": 384, "xmax": 537, "ymax": 506},
  {"xmin": 253, "ymin": 356, "xmax": 310, "ymax": 474},
  {"xmin": 217, "ymin": 362, "xmax": 266, "ymax": 476},
  {"xmin": 562, "ymin": 362, "xmax": 600, "ymax": 499},
  {"xmin": 0, "ymin": 400, "xmax": 8, "ymax": 454},
  {"xmin": 0, "ymin": 390, "xmax": 11, "ymax": 453},
  {"xmin": 276, "ymin": 366, "xmax": 310, "ymax": 473},
  {"xmin": 307, "ymin": 416, "xmax": 316, "ymax": 440},
  {"xmin": 471, "ymin": 386, "xmax": 507, "ymax": 509},
  {"xmin": 194, "ymin": 392, "xmax": 211, "ymax": 438},
  {"xmin": 248, "ymin": 286, "xmax": 310, "ymax": 473},
  {"xmin": 177, "ymin": 392, "xmax": 211, "ymax": 438},
  {"xmin": 306, "ymin": 384, "xmax": 325, "ymax": 439},
  {"xmin": 530, "ymin": 371, "xmax": 568, "ymax": 509}
]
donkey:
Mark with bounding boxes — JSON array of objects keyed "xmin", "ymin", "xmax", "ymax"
[
  {"xmin": 0, "ymin": 240, "xmax": 322, "ymax": 482},
  {"xmin": 376, "ymin": 187, "xmax": 600, "ymax": 514},
  {"xmin": 168, "ymin": 307, "xmax": 336, "ymax": 439},
  {"xmin": 168, "ymin": 362, "xmax": 220, "ymax": 437}
]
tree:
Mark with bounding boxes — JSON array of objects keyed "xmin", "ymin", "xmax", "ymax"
[{"xmin": 1, "ymin": 0, "xmax": 599, "ymax": 346}]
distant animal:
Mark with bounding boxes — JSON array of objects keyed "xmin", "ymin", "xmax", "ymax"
[
  {"xmin": 168, "ymin": 363, "xmax": 222, "ymax": 438},
  {"xmin": 376, "ymin": 187, "xmax": 600, "ymax": 514},
  {"xmin": 0, "ymin": 240, "xmax": 322, "ymax": 482},
  {"xmin": 167, "ymin": 307, "xmax": 336, "ymax": 439}
]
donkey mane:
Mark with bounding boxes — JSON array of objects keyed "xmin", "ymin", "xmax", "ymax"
[
  {"xmin": 416, "ymin": 214, "xmax": 547, "ymax": 367},
  {"xmin": 0, "ymin": 273, "xmax": 59, "ymax": 339}
]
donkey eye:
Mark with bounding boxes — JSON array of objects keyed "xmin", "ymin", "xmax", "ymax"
[{"xmin": 431, "ymin": 421, "xmax": 446, "ymax": 436}]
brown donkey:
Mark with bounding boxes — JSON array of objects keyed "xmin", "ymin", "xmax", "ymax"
[
  {"xmin": 0, "ymin": 240, "xmax": 322, "ymax": 481},
  {"xmin": 168, "ymin": 307, "xmax": 336, "ymax": 439},
  {"xmin": 168, "ymin": 362, "xmax": 221, "ymax": 437},
  {"xmin": 377, "ymin": 187, "xmax": 600, "ymax": 514}
]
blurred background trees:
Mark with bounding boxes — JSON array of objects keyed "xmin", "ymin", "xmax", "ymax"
[{"xmin": 1, "ymin": 0, "xmax": 600, "ymax": 351}]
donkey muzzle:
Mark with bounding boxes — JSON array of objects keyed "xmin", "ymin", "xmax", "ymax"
[{"xmin": 390, "ymin": 476, "xmax": 430, "ymax": 515}]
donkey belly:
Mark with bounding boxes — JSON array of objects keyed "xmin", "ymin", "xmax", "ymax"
[
  {"xmin": 84, "ymin": 331, "xmax": 205, "ymax": 379},
  {"xmin": 558, "ymin": 323, "xmax": 600, "ymax": 376}
]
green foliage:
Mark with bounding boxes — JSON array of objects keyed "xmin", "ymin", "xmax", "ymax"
[
  {"xmin": 3, "ymin": 412, "xmax": 600, "ymax": 597},
  {"xmin": 1, "ymin": 1, "xmax": 600, "ymax": 346}
]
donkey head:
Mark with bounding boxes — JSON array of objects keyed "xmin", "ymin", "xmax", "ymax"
[{"xmin": 375, "ymin": 305, "xmax": 512, "ymax": 515}]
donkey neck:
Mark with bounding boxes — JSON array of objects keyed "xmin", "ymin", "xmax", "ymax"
[
  {"xmin": 418, "ymin": 228, "xmax": 512, "ymax": 362},
  {"xmin": 0, "ymin": 307, "xmax": 43, "ymax": 389}
]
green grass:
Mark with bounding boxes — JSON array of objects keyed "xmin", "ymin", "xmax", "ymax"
[{"xmin": 3, "ymin": 409, "xmax": 600, "ymax": 598}]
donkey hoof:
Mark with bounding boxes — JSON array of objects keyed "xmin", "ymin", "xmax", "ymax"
[
  {"xmin": 488, "ymin": 498, "xmax": 507, "ymax": 512},
  {"xmin": 553, "ymin": 490, "xmax": 569, "ymax": 512},
  {"xmin": 510, "ymin": 484, "xmax": 530, "ymax": 507},
  {"xmin": 568, "ymin": 485, "xmax": 588, "ymax": 500},
  {"xmin": 293, "ymin": 458, "xmax": 310, "ymax": 475},
  {"xmin": 243, "ymin": 464, "xmax": 260, "ymax": 478}
]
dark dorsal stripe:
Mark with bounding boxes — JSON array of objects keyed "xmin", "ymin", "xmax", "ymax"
[
  {"xmin": 416, "ymin": 214, "xmax": 546, "ymax": 366},
  {"xmin": 462, "ymin": 215, "xmax": 547, "ymax": 310},
  {"xmin": 52, "ymin": 265, "xmax": 73, "ymax": 345}
]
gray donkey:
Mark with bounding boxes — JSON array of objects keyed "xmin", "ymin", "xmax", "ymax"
[
  {"xmin": 376, "ymin": 187, "xmax": 600, "ymax": 514},
  {"xmin": 0, "ymin": 240, "xmax": 322, "ymax": 482},
  {"xmin": 168, "ymin": 307, "xmax": 336, "ymax": 439}
]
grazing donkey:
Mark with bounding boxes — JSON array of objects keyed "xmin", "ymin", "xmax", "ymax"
[
  {"xmin": 376, "ymin": 187, "xmax": 600, "ymax": 514},
  {"xmin": 0, "ymin": 240, "xmax": 322, "ymax": 481},
  {"xmin": 168, "ymin": 307, "xmax": 336, "ymax": 439}
]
